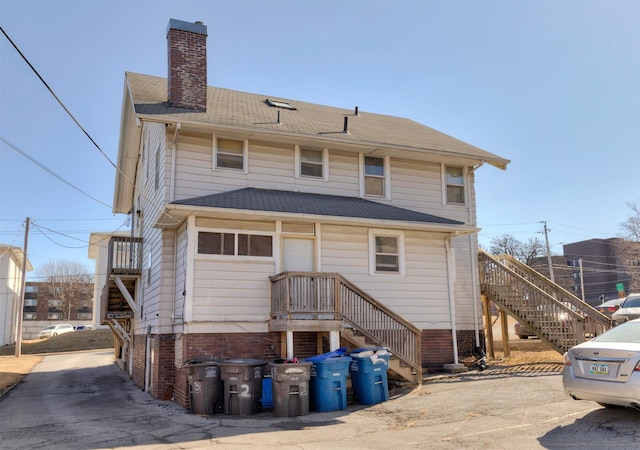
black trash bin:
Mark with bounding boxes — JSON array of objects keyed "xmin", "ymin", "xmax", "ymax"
[
  {"xmin": 218, "ymin": 359, "xmax": 267, "ymax": 415},
  {"xmin": 184, "ymin": 359, "xmax": 223, "ymax": 415},
  {"xmin": 269, "ymin": 361, "xmax": 312, "ymax": 417}
]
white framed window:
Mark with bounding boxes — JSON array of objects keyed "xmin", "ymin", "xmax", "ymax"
[
  {"xmin": 295, "ymin": 146, "xmax": 328, "ymax": 180},
  {"xmin": 368, "ymin": 229, "xmax": 405, "ymax": 275},
  {"xmin": 198, "ymin": 231, "xmax": 273, "ymax": 257},
  {"xmin": 48, "ymin": 312, "xmax": 62, "ymax": 320},
  {"xmin": 213, "ymin": 135, "xmax": 248, "ymax": 172},
  {"xmin": 443, "ymin": 165, "xmax": 466, "ymax": 205},
  {"xmin": 360, "ymin": 154, "xmax": 390, "ymax": 198},
  {"xmin": 23, "ymin": 312, "xmax": 37, "ymax": 320}
]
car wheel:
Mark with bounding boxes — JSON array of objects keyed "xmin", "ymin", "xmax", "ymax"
[
  {"xmin": 53, "ymin": 333, "xmax": 57, "ymax": 336},
  {"xmin": 518, "ymin": 335, "xmax": 528, "ymax": 339}
]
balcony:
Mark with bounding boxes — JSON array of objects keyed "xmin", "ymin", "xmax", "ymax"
[{"xmin": 107, "ymin": 236, "xmax": 142, "ymax": 275}]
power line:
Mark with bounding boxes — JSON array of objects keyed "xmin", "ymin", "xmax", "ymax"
[
  {"xmin": 1, "ymin": 136, "xmax": 113, "ymax": 209},
  {"xmin": 0, "ymin": 25, "xmax": 117, "ymax": 171}
]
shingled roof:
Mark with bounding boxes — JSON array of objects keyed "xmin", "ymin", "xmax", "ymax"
[
  {"xmin": 171, "ymin": 188, "xmax": 465, "ymax": 226},
  {"xmin": 125, "ymin": 72, "xmax": 509, "ymax": 169}
]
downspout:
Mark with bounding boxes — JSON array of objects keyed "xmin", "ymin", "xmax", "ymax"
[
  {"xmin": 468, "ymin": 161, "xmax": 484, "ymax": 348},
  {"xmin": 445, "ymin": 232, "xmax": 459, "ymax": 365},
  {"xmin": 170, "ymin": 123, "xmax": 181, "ymax": 203}
]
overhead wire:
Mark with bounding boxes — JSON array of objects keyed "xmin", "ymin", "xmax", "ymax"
[
  {"xmin": 1, "ymin": 136, "xmax": 113, "ymax": 210},
  {"xmin": 1, "ymin": 25, "xmax": 183, "ymax": 227}
]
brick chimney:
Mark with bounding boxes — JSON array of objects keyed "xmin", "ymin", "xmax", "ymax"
[{"xmin": 167, "ymin": 19, "xmax": 207, "ymax": 111}]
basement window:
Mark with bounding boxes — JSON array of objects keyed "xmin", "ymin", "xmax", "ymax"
[{"xmin": 265, "ymin": 99, "xmax": 296, "ymax": 110}]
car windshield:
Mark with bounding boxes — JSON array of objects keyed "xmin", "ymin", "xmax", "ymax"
[
  {"xmin": 621, "ymin": 296, "xmax": 640, "ymax": 308},
  {"xmin": 592, "ymin": 321, "xmax": 640, "ymax": 344},
  {"xmin": 44, "ymin": 326, "xmax": 55, "ymax": 330}
]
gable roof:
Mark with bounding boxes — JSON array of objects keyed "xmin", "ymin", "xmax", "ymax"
[
  {"xmin": 126, "ymin": 73, "xmax": 509, "ymax": 165},
  {"xmin": 115, "ymin": 72, "xmax": 509, "ymax": 214},
  {"xmin": 168, "ymin": 187, "xmax": 467, "ymax": 229}
]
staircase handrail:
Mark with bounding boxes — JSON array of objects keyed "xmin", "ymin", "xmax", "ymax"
[
  {"xmin": 270, "ymin": 271, "xmax": 422, "ymax": 373},
  {"xmin": 480, "ymin": 250, "xmax": 585, "ymax": 353},
  {"xmin": 489, "ymin": 251, "xmax": 611, "ymax": 330}
]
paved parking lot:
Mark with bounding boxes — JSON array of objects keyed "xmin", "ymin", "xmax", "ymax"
[{"xmin": 0, "ymin": 350, "xmax": 638, "ymax": 449}]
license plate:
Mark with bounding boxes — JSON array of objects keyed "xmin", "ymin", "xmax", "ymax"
[{"xmin": 590, "ymin": 363, "xmax": 609, "ymax": 375}]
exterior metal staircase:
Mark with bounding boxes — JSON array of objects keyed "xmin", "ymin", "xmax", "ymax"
[{"xmin": 478, "ymin": 249, "xmax": 612, "ymax": 354}]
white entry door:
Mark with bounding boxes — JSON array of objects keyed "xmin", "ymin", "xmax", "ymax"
[{"xmin": 283, "ymin": 238, "xmax": 314, "ymax": 272}]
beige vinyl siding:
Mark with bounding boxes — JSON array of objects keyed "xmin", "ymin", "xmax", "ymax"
[
  {"xmin": 191, "ymin": 260, "xmax": 274, "ymax": 321},
  {"xmin": 320, "ymin": 225, "xmax": 453, "ymax": 330},
  {"xmin": 132, "ymin": 122, "xmax": 170, "ymax": 334}
]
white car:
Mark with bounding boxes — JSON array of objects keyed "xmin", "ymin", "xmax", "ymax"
[
  {"xmin": 563, "ymin": 318, "xmax": 640, "ymax": 410},
  {"xmin": 37, "ymin": 324, "xmax": 75, "ymax": 338}
]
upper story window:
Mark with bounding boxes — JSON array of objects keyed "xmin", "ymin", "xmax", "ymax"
[
  {"xmin": 444, "ymin": 165, "xmax": 466, "ymax": 205},
  {"xmin": 198, "ymin": 231, "xmax": 272, "ymax": 257},
  {"xmin": 360, "ymin": 155, "xmax": 390, "ymax": 198},
  {"xmin": 214, "ymin": 136, "xmax": 248, "ymax": 172},
  {"xmin": 295, "ymin": 146, "xmax": 328, "ymax": 180},
  {"xmin": 368, "ymin": 229, "xmax": 405, "ymax": 275}
]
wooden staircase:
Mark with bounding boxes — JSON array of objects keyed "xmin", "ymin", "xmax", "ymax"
[
  {"xmin": 270, "ymin": 272, "xmax": 422, "ymax": 383},
  {"xmin": 478, "ymin": 250, "xmax": 611, "ymax": 353}
]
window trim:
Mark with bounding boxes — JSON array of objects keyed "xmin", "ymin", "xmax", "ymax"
[
  {"xmin": 359, "ymin": 154, "xmax": 390, "ymax": 199},
  {"xmin": 213, "ymin": 135, "xmax": 249, "ymax": 173},
  {"xmin": 368, "ymin": 229, "xmax": 405, "ymax": 276},
  {"xmin": 442, "ymin": 164, "xmax": 467, "ymax": 206},
  {"xmin": 294, "ymin": 145, "xmax": 329, "ymax": 181}
]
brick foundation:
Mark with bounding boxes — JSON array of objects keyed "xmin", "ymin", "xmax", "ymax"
[{"xmin": 130, "ymin": 329, "xmax": 484, "ymax": 409}]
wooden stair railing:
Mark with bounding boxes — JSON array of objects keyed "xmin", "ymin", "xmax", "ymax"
[
  {"xmin": 270, "ymin": 272, "xmax": 422, "ymax": 379},
  {"xmin": 478, "ymin": 250, "xmax": 611, "ymax": 353}
]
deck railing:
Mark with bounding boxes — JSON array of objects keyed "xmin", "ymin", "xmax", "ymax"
[
  {"xmin": 478, "ymin": 249, "xmax": 611, "ymax": 353},
  {"xmin": 107, "ymin": 236, "xmax": 142, "ymax": 275},
  {"xmin": 270, "ymin": 272, "xmax": 422, "ymax": 372}
]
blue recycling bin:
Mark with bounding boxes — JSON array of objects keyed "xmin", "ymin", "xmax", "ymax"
[
  {"xmin": 305, "ymin": 354, "xmax": 351, "ymax": 412},
  {"xmin": 349, "ymin": 348, "xmax": 390, "ymax": 405}
]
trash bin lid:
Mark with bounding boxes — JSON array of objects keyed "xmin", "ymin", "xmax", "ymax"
[
  {"xmin": 184, "ymin": 358, "xmax": 222, "ymax": 367},
  {"xmin": 218, "ymin": 358, "xmax": 267, "ymax": 366}
]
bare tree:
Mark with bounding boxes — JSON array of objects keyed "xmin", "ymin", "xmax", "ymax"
[
  {"xmin": 615, "ymin": 200, "xmax": 640, "ymax": 293},
  {"xmin": 37, "ymin": 261, "xmax": 94, "ymax": 321},
  {"xmin": 619, "ymin": 199, "xmax": 640, "ymax": 242},
  {"xmin": 489, "ymin": 234, "xmax": 545, "ymax": 265}
]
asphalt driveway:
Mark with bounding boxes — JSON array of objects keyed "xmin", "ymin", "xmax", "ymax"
[{"xmin": 0, "ymin": 350, "xmax": 637, "ymax": 449}]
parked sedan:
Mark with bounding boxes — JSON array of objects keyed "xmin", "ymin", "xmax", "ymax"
[
  {"xmin": 37, "ymin": 324, "xmax": 75, "ymax": 338},
  {"xmin": 514, "ymin": 322, "xmax": 536, "ymax": 339},
  {"xmin": 563, "ymin": 318, "xmax": 640, "ymax": 410},
  {"xmin": 595, "ymin": 298, "xmax": 626, "ymax": 319},
  {"xmin": 611, "ymin": 293, "xmax": 640, "ymax": 326}
]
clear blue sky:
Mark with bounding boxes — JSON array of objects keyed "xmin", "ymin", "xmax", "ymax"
[{"xmin": 1, "ymin": 0, "xmax": 639, "ymax": 281}]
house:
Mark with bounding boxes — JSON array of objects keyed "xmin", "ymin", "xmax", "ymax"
[
  {"xmin": 0, "ymin": 244, "xmax": 32, "ymax": 346},
  {"xmin": 104, "ymin": 18, "xmax": 509, "ymax": 406}
]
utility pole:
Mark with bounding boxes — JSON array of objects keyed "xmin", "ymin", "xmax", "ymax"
[
  {"xmin": 542, "ymin": 221, "xmax": 555, "ymax": 282},
  {"xmin": 15, "ymin": 217, "xmax": 29, "ymax": 358},
  {"xmin": 579, "ymin": 258, "xmax": 586, "ymax": 302}
]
